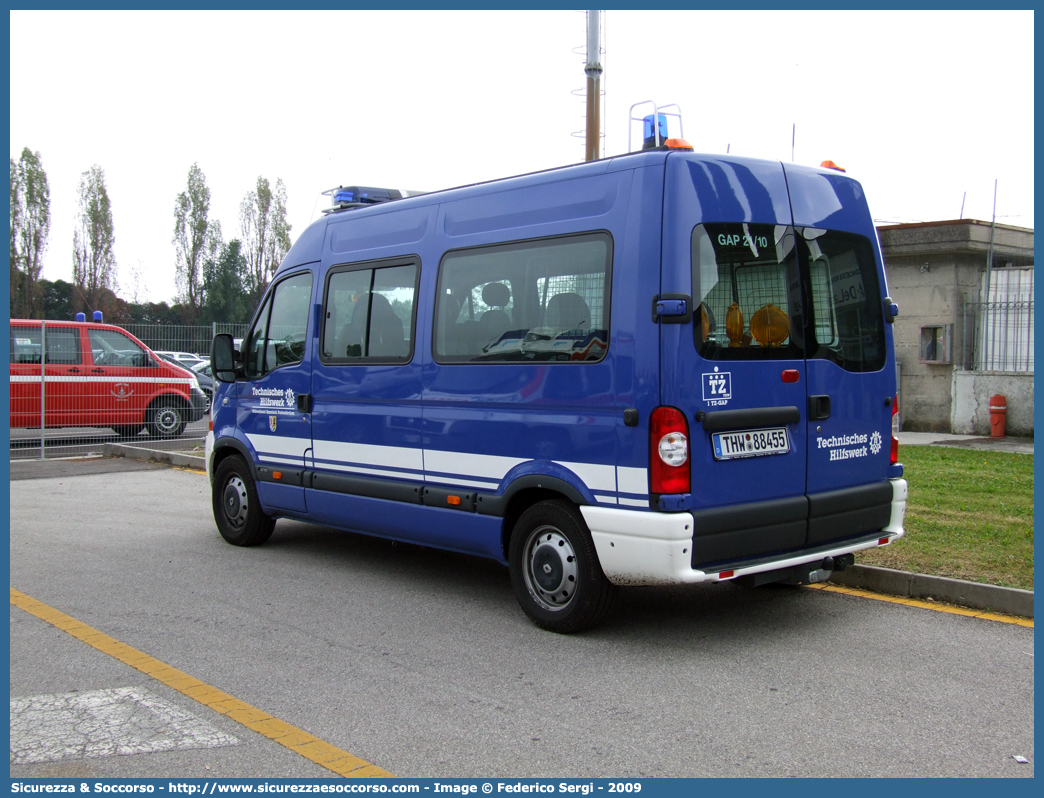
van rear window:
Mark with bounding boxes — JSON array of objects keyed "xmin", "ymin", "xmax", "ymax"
[
  {"xmin": 434, "ymin": 232, "xmax": 611, "ymax": 364},
  {"xmin": 691, "ymin": 224, "xmax": 804, "ymax": 361},
  {"xmin": 691, "ymin": 224, "xmax": 885, "ymax": 372}
]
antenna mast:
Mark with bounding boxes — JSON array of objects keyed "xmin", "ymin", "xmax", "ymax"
[{"xmin": 584, "ymin": 10, "xmax": 602, "ymax": 162}]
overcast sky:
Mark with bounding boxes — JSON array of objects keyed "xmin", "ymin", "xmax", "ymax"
[{"xmin": 10, "ymin": 9, "xmax": 1035, "ymax": 305}]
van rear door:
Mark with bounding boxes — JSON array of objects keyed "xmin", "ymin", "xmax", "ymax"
[
  {"xmin": 661, "ymin": 155, "xmax": 807, "ymax": 567},
  {"xmin": 784, "ymin": 166, "xmax": 896, "ymax": 547}
]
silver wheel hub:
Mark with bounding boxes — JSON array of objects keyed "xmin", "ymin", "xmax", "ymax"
[
  {"xmin": 523, "ymin": 526, "xmax": 578, "ymax": 612},
  {"xmin": 155, "ymin": 407, "xmax": 180, "ymax": 433},
  {"xmin": 223, "ymin": 476, "xmax": 249, "ymax": 529}
]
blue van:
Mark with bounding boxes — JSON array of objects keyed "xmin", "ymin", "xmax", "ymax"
[{"xmin": 206, "ymin": 142, "xmax": 907, "ymax": 632}]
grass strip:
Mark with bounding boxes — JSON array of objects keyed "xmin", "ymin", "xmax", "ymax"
[{"xmin": 857, "ymin": 445, "xmax": 1034, "ymax": 590}]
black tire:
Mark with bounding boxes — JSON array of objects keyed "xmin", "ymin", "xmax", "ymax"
[
  {"xmin": 508, "ymin": 499, "xmax": 617, "ymax": 633},
  {"xmin": 202, "ymin": 388, "xmax": 212, "ymax": 412},
  {"xmin": 112, "ymin": 424, "xmax": 143, "ymax": 438},
  {"xmin": 212, "ymin": 456, "xmax": 275, "ymax": 546},
  {"xmin": 147, "ymin": 398, "xmax": 187, "ymax": 438}
]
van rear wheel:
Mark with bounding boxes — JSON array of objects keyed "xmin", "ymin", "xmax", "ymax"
[
  {"xmin": 509, "ymin": 499, "xmax": 616, "ymax": 633},
  {"xmin": 212, "ymin": 456, "xmax": 274, "ymax": 546}
]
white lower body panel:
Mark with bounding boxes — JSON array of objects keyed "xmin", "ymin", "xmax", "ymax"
[{"xmin": 582, "ymin": 478, "xmax": 908, "ymax": 586}]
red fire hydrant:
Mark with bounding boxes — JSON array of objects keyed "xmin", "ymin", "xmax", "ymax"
[{"xmin": 989, "ymin": 394, "xmax": 1007, "ymax": 438}]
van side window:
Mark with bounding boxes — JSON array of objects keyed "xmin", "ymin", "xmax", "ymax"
[
  {"xmin": 42, "ymin": 328, "xmax": 82, "ymax": 365},
  {"xmin": 320, "ymin": 261, "xmax": 418, "ymax": 363},
  {"xmin": 10, "ymin": 326, "xmax": 40, "ymax": 364},
  {"xmin": 691, "ymin": 224, "xmax": 804, "ymax": 360},
  {"xmin": 802, "ymin": 228, "xmax": 885, "ymax": 372},
  {"xmin": 243, "ymin": 272, "xmax": 313, "ymax": 378},
  {"xmin": 434, "ymin": 232, "xmax": 611, "ymax": 363},
  {"xmin": 87, "ymin": 328, "xmax": 148, "ymax": 367}
]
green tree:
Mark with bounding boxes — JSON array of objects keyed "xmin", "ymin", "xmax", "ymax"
[
  {"xmin": 9, "ymin": 147, "xmax": 51, "ymax": 318},
  {"xmin": 37, "ymin": 277, "xmax": 77, "ymax": 321},
  {"xmin": 239, "ymin": 176, "xmax": 291, "ymax": 308},
  {"xmin": 200, "ymin": 239, "xmax": 253, "ymax": 325},
  {"xmin": 172, "ymin": 163, "xmax": 217, "ymax": 321},
  {"xmin": 72, "ymin": 164, "xmax": 116, "ymax": 313}
]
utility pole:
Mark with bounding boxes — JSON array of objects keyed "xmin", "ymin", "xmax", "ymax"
[{"xmin": 585, "ymin": 10, "xmax": 602, "ymax": 162}]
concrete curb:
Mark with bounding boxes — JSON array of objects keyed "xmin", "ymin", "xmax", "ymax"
[
  {"xmin": 103, "ymin": 443, "xmax": 206, "ymax": 471},
  {"xmin": 830, "ymin": 564, "xmax": 1034, "ymax": 618}
]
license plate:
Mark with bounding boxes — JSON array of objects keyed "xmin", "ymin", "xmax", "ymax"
[{"xmin": 712, "ymin": 427, "xmax": 790, "ymax": 460}]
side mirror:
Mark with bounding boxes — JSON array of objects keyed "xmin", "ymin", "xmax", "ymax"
[{"xmin": 211, "ymin": 334, "xmax": 238, "ymax": 383}]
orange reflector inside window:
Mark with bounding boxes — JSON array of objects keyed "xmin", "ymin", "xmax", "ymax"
[
  {"xmin": 719, "ymin": 570, "xmax": 735, "ymax": 580},
  {"xmin": 447, "ymin": 495, "xmax": 461, "ymax": 506},
  {"xmin": 273, "ymin": 471, "xmax": 282, "ymax": 480}
]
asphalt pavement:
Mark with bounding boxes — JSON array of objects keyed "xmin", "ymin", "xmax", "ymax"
[{"xmin": 8, "ymin": 462, "xmax": 1035, "ymax": 778}]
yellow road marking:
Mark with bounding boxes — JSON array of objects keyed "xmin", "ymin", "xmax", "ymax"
[
  {"xmin": 806, "ymin": 582, "xmax": 1034, "ymax": 628},
  {"xmin": 173, "ymin": 466, "xmax": 207, "ymax": 476},
  {"xmin": 10, "ymin": 588, "xmax": 394, "ymax": 777}
]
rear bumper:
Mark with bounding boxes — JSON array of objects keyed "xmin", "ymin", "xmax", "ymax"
[{"xmin": 583, "ymin": 478, "xmax": 907, "ymax": 586}]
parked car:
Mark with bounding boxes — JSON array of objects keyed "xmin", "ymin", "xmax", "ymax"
[
  {"xmin": 10, "ymin": 319, "xmax": 208, "ymax": 438},
  {"xmin": 154, "ymin": 350, "xmax": 207, "ymax": 370},
  {"xmin": 190, "ymin": 360, "xmax": 217, "ymax": 409}
]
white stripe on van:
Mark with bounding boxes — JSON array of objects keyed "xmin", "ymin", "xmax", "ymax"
[
  {"xmin": 245, "ymin": 433, "xmax": 310, "ymax": 458},
  {"xmin": 423, "ymin": 449, "xmax": 527, "ymax": 482},
  {"xmin": 616, "ymin": 466, "xmax": 648, "ymax": 495},
  {"xmin": 10, "ymin": 375, "xmax": 195, "ymax": 385},
  {"xmin": 250, "ymin": 436, "xmax": 648, "ymax": 503},
  {"xmin": 312, "ymin": 439, "xmax": 424, "ymax": 472},
  {"xmin": 553, "ymin": 460, "xmax": 616, "ymax": 493}
]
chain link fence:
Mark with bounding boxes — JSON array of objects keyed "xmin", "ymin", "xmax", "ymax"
[{"xmin": 10, "ymin": 322, "xmax": 248, "ymax": 461}]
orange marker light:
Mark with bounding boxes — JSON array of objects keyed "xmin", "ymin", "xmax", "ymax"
[
  {"xmin": 447, "ymin": 495, "xmax": 461, "ymax": 506},
  {"xmin": 273, "ymin": 471, "xmax": 282, "ymax": 480},
  {"xmin": 665, "ymin": 138, "xmax": 694, "ymax": 150},
  {"xmin": 820, "ymin": 160, "xmax": 846, "ymax": 172}
]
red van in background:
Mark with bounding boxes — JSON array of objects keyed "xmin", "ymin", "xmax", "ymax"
[{"xmin": 10, "ymin": 319, "xmax": 208, "ymax": 438}]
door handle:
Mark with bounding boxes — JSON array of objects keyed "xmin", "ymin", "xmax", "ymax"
[
  {"xmin": 91, "ymin": 368, "xmax": 104, "ymax": 373},
  {"xmin": 296, "ymin": 393, "xmax": 313, "ymax": 413},
  {"xmin": 67, "ymin": 368, "xmax": 81, "ymax": 373},
  {"xmin": 808, "ymin": 395, "xmax": 831, "ymax": 421}
]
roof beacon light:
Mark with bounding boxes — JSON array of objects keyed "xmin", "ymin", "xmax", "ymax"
[
  {"xmin": 321, "ymin": 186, "xmax": 427, "ymax": 214},
  {"xmin": 665, "ymin": 138, "xmax": 693, "ymax": 150},
  {"xmin": 820, "ymin": 160, "xmax": 846, "ymax": 172}
]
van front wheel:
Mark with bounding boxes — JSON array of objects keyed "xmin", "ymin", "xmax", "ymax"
[
  {"xmin": 509, "ymin": 499, "xmax": 616, "ymax": 633},
  {"xmin": 212, "ymin": 456, "xmax": 274, "ymax": 546}
]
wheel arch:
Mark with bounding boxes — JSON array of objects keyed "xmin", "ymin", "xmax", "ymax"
[{"xmin": 498, "ymin": 477, "xmax": 588, "ymax": 561}]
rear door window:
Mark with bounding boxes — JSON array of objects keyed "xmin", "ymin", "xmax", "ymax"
[
  {"xmin": 691, "ymin": 223, "xmax": 803, "ymax": 360},
  {"xmin": 801, "ymin": 227, "xmax": 886, "ymax": 373}
]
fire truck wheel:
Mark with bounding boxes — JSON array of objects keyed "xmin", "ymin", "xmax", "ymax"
[
  {"xmin": 147, "ymin": 398, "xmax": 187, "ymax": 438},
  {"xmin": 213, "ymin": 456, "xmax": 274, "ymax": 546}
]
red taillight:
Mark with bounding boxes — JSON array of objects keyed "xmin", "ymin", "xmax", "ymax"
[
  {"xmin": 650, "ymin": 406, "xmax": 690, "ymax": 494},
  {"xmin": 891, "ymin": 395, "xmax": 899, "ymax": 464}
]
